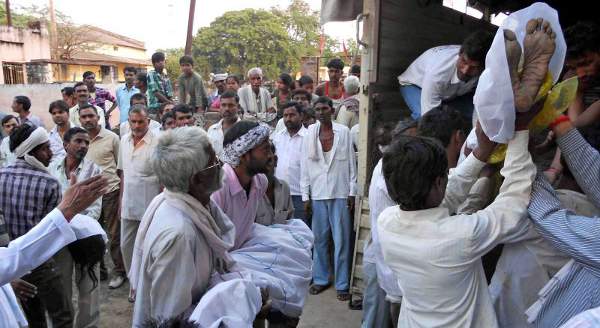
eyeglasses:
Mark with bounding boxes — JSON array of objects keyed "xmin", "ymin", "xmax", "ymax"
[{"xmin": 198, "ymin": 158, "xmax": 222, "ymax": 173}]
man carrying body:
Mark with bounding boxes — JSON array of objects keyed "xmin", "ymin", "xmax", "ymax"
[
  {"xmin": 70, "ymin": 82, "xmax": 106, "ymax": 128},
  {"xmin": 49, "ymin": 127, "xmax": 103, "ymax": 327},
  {"xmin": 83, "ymin": 71, "xmax": 117, "ymax": 127},
  {"xmin": 0, "ymin": 115, "xmax": 18, "ymax": 167},
  {"xmin": 79, "ymin": 104, "xmax": 125, "ymax": 288},
  {"xmin": 238, "ymin": 68, "xmax": 275, "ymax": 116},
  {"xmin": 207, "ymin": 91, "xmax": 242, "ymax": 157},
  {"xmin": 211, "ymin": 121, "xmax": 272, "ymax": 249},
  {"xmin": 116, "ymin": 66, "xmax": 140, "ymax": 125},
  {"xmin": 147, "ymin": 52, "xmax": 174, "ymax": 116},
  {"xmin": 130, "ymin": 127, "xmax": 234, "ymax": 325},
  {"xmin": 178, "ymin": 56, "xmax": 208, "ymax": 113},
  {"xmin": 272, "ymin": 102, "xmax": 308, "ymax": 223},
  {"xmin": 0, "ymin": 124, "xmax": 71, "ymax": 327},
  {"xmin": 118, "ymin": 105, "xmax": 161, "ymax": 276},
  {"xmin": 48, "ymin": 100, "xmax": 72, "ymax": 161},
  {"xmin": 301, "ymin": 96, "xmax": 357, "ymax": 301},
  {"xmin": 12, "ymin": 96, "xmax": 44, "ymax": 128},
  {"xmin": 398, "ymin": 30, "xmax": 492, "ymax": 119},
  {"xmin": 315, "ymin": 59, "xmax": 345, "ymax": 111}
]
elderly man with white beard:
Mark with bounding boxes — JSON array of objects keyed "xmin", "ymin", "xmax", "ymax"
[{"xmin": 129, "ymin": 127, "xmax": 236, "ymax": 325}]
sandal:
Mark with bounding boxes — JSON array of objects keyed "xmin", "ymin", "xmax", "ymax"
[
  {"xmin": 309, "ymin": 284, "xmax": 330, "ymax": 295},
  {"xmin": 336, "ymin": 290, "xmax": 351, "ymax": 302}
]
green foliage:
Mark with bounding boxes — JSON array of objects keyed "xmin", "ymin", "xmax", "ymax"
[
  {"xmin": 271, "ymin": 0, "xmax": 321, "ymax": 57},
  {"xmin": 192, "ymin": 9, "xmax": 297, "ymax": 80},
  {"xmin": 0, "ymin": 2, "xmax": 37, "ymax": 28}
]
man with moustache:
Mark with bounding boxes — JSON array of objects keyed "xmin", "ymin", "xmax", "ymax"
[
  {"xmin": 48, "ymin": 100, "xmax": 71, "ymax": 161},
  {"xmin": 69, "ymin": 82, "xmax": 106, "ymax": 129},
  {"xmin": 207, "ymin": 91, "xmax": 242, "ymax": 158}
]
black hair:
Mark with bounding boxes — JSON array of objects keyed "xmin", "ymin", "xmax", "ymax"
[
  {"xmin": 298, "ymin": 75, "xmax": 313, "ymax": 86},
  {"xmin": 304, "ymin": 108, "xmax": 316, "ymax": 119},
  {"xmin": 460, "ymin": 30, "xmax": 493, "ymax": 64},
  {"xmin": 278, "ymin": 73, "xmax": 293, "ymax": 88},
  {"xmin": 327, "ymin": 58, "xmax": 345, "ymax": 70},
  {"xmin": 161, "ymin": 111, "xmax": 175, "ymax": 126},
  {"xmin": 136, "ymin": 72, "xmax": 148, "ymax": 86},
  {"xmin": 314, "ymin": 96, "xmax": 333, "ymax": 109},
  {"xmin": 61, "ymin": 86, "xmax": 75, "ymax": 96},
  {"xmin": 129, "ymin": 104, "xmax": 149, "ymax": 116},
  {"xmin": 67, "ymin": 235, "xmax": 106, "ymax": 291},
  {"xmin": 292, "ymin": 88, "xmax": 311, "ymax": 101},
  {"xmin": 73, "ymin": 81, "xmax": 87, "ymax": 90},
  {"xmin": 78, "ymin": 103, "xmax": 98, "ymax": 114},
  {"xmin": 565, "ymin": 21, "xmax": 600, "ymax": 60},
  {"xmin": 63, "ymin": 127, "xmax": 88, "ymax": 143},
  {"xmin": 226, "ymin": 75, "xmax": 240, "ymax": 84},
  {"xmin": 48, "ymin": 100, "xmax": 69, "ymax": 114},
  {"xmin": 9, "ymin": 124, "xmax": 36, "ymax": 152},
  {"xmin": 179, "ymin": 55, "xmax": 194, "ymax": 66},
  {"xmin": 173, "ymin": 104, "xmax": 193, "ymax": 115},
  {"xmin": 152, "ymin": 52, "xmax": 166, "ymax": 64},
  {"xmin": 350, "ymin": 64, "xmax": 361, "ymax": 75},
  {"xmin": 220, "ymin": 90, "xmax": 239, "ymax": 103},
  {"xmin": 130, "ymin": 93, "xmax": 148, "ymax": 106},
  {"xmin": 124, "ymin": 66, "xmax": 138, "ymax": 74},
  {"xmin": 82, "ymin": 71, "xmax": 95, "ymax": 79},
  {"xmin": 1, "ymin": 115, "xmax": 17, "ymax": 126},
  {"xmin": 282, "ymin": 101, "xmax": 304, "ymax": 115},
  {"xmin": 14, "ymin": 96, "xmax": 31, "ymax": 111},
  {"xmin": 382, "ymin": 136, "xmax": 448, "ymax": 210},
  {"xmin": 376, "ymin": 118, "xmax": 418, "ymax": 148},
  {"xmin": 417, "ymin": 105, "xmax": 468, "ymax": 148},
  {"xmin": 223, "ymin": 121, "xmax": 259, "ymax": 147},
  {"xmin": 140, "ymin": 317, "xmax": 199, "ymax": 328}
]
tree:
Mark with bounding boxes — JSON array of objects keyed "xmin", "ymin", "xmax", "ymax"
[
  {"xmin": 192, "ymin": 9, "xmax": 297, "ymax": 79},
  {"xmin": 271, "ymin": 0, "xmax": 321, "ymax": 57}
]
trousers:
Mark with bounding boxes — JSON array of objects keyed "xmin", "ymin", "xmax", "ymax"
[{"xmin": 121, "ymin": 218, "xmax": 141, "ymax": 274}]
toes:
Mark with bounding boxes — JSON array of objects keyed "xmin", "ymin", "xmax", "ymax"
[
  {"xmin": 542, "ymin": 21, "xmax": 550, "ymax": 33},
  {"xmin": 503, "ymin": 29, "xmax": 517, "ymax": 41},
  {"xmin": 526, "ymin": 19, "xmax": 538, "ymax": 34},
  {"xmin": 536, "ymin": 18, "xmax": 543, "ymax": 31},
  {"xmin": 550, "ymin": 31, "xmax": 556, "ymax": 40}
]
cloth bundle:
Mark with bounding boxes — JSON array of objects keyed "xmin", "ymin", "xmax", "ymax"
[{"xmin": 199, "ymin": 219, "xmax": 314, "ymax": 323}]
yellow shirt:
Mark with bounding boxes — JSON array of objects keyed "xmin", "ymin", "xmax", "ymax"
[{"xmin": 85, "ymin": 127, "xmax": 120, "ymax": 193}]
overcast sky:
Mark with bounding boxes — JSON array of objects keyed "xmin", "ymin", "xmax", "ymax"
[{"xmin": 16, "ymin": 0, "xmax": 357, "ymax": 53}]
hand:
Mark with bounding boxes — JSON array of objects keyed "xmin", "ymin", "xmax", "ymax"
[
  {"xmin": 58, "ymin": 174, "xmax": 108, "ymax": 222},
  {"xmin": 347, "ymin": 196, "xmax": 356, "ymax": 211},
  {"xmin": 11, "ymin": 279, "xmax": 37, "ymax": 301},
  {"xmin": 472, "ymin": 121, "xmax": 497, "ymax": 162},
  {"xmin": 515, "ymin": 98, "xmax": 544, "ymax": 130}
]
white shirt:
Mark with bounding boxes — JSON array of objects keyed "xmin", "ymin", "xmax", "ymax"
[
  {"xmin": 378, "ymin": 131, "xmax": 535, "ymax": 328},
  {"xmin": 0, "ymin": 137, "xmax": 15, "ymax": 168},
  {"xmin": 48, "ymin": 155, "xmax": 103, "ymax": 220},
  {"xmin": 207, "ymin": 118, "xmax": 241, "ymax": 158},
  {"xmin": 350, "ymin": 124, "xmax": 359, "ymax": 152},
  {"xmin": 119, "ymin": 120, "xmax": 161, "ymax": 138},
  {"xmin": 48, "ymin": 125, "xmax": 67, "ymax": 161},
  {"xmin": 300, "ymin": 122, "xmax": 356, "ymax": 201},
  {"xmin": 69, "ymin": 103, "xmax": 106, "ymax": 128},
  {"xmin": 273, "ymin": 118, "xmax": 286, "ymax": 134},
  {"xmin": 118, "ymin": 130, "xmax": 161, "ymax": 221},
  {"xmin": 397, "ymin": 45, "xmax": 479, "ymax": 116},
  {"xmin": 364, "ymin": 159, "xmax": 402, "ymax": 300},
  {"xmin": 272, "ymin": 126, "xmax": 307, "ymax": 196},
  {"xmin": 18, "ymin": 113, "xmax": 45, "ymax": 129}
]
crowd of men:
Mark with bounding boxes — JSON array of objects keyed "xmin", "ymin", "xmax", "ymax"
[{"xmin": 0, "ymin": 8, "xmax": 599, "ymax": 328}]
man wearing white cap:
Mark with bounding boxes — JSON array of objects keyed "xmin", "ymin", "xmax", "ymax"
[
  {"xmin": 209, "ymin": 73, "xmax": 228, "ymax": 110},
  {"xmin": 0, "ymin": 124, "xmax": 71, "ymax": 327}
]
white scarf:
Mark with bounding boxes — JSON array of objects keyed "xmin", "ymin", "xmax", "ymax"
[
  {"xmin": 307, "ymin": 121, "xmax": 321, "ymax": 161},
  {"xmin": 129, "ymin": 189, "xmax": 234, "ymax": 292},
  {"xmin": 13, "ymin": 127, "xmax": 49, "ymax": 171}
]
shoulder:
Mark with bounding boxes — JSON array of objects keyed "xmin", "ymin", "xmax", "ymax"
[
  {"xmin": 332, "ymin": 122, "xmax": 350, "ymax": 133},
  {"xmin": 207, "ymin": 121, "xmax": 221, "ymax": 132}
]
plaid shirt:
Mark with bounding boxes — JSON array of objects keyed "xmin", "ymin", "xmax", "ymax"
[
  {"xmin": 90, "ymin": 86, "xmax": 116, "ymax": 110},
  {"xmin": 147, "ymin": 69, "xmax": 173, "ymax": 110},
  {"xmin": 0, "ymin": 159, "xmax": 61, "ymax": 239}
]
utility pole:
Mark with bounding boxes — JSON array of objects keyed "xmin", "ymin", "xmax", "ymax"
[
  {"xmin": 184, "ymin": 0, "xmax": 196, "ymax": 56},
  {"xmin": 5, "ymin": 0, "xmax": 12, "ymax": 26},
  {"xmin": 48, "ymin": 0, "xmax": 58, "ymax": 59}
]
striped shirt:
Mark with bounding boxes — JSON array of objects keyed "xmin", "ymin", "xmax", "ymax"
[
  {"xmin": 0, "ymin": 160, "xmax": 61, "ymax": 239},
  {"xmin": 527, "ymin": 128, "xmax": 600, "ymax": 327}
]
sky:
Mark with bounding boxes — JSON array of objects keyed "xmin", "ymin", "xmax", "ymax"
[{"xmin": 15, "ymin": 0, "xmax": 357, "ymax": 53}]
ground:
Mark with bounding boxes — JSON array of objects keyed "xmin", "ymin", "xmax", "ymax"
[{"xmin": 98, "ymin": 275, "xmax": 362, "ymax": 328}]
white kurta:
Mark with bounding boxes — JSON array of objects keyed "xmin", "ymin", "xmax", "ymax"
[{"xmin": 378, "ymin": 131, "xmax": 535, "ymax": 328}]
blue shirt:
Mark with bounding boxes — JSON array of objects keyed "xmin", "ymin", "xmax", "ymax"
[
  {"xmin": 527, "ymin": 129, "xmax": 600, "ymax": 327},
  {"xmin": 116, "ymin": 84, "xmax": 140, "ymax": 123}
]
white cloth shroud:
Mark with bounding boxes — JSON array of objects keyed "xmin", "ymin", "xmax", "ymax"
[
  {"xmin": 473, "ymin": 2, "xmax": 565, "ymax": 144},
  {"xmin": 202, "ymin": 219, "xmax": 314, "ymax": 320}
]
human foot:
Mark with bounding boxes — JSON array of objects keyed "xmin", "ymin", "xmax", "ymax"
[
  {"xmin": 504, "ymin": 29, "xmax": 522, "ymax": 93},
  {"xmin": 515, "ymin": 18, "xmax": 556, "ymax": 112}
]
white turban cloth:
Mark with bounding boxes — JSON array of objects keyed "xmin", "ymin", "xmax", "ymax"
[{"xmin": 13, "ymin": 127, "xmax": 50, "ymax": 171}]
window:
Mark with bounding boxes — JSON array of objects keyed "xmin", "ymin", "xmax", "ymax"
[{"xmin": 2, "ymin": 62, "xmax": 25, "ymax": 84}]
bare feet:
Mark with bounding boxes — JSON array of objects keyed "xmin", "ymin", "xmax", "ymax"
[
  {"xmin": 515, "ymin": 18, "xmax": 556, "ymax": 112},
  {"xmin": 504, "ymin": 29, "xmax": 522, "ymax": 92}
]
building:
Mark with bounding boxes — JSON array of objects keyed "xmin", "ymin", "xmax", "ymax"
[{"xmin": 0, "ymin": 22, "xmax": 52, "ymax": 84}]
